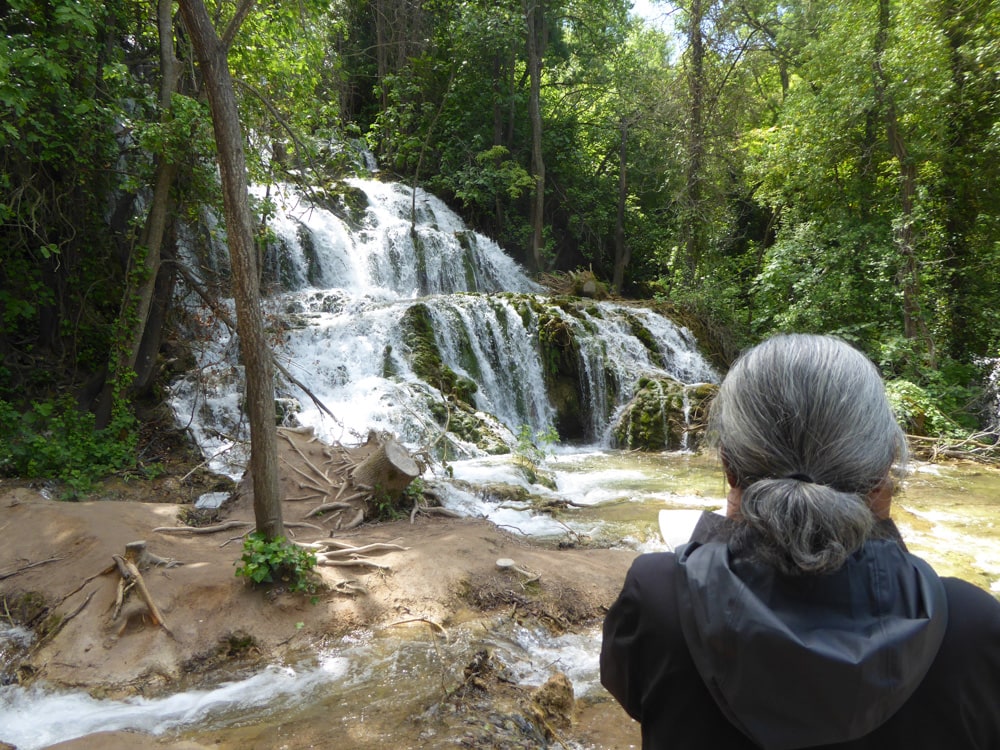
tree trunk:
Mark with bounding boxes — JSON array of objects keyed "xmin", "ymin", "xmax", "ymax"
[
  {"xmin": 524, "ymin": 0, "xmax": 546, "ymax": 272},
  {"xmin": 683, "ymin": 0, "xmax": 706, "ymax": 280},
  {"xmin": 352, "ymin": 436, "xmax": 420, "ymax": 500},
  {"xmin": 95, "ymin": 0, "xmax": 181, "ymax": 427},
  {"xmin": 612, "ymin": 117, "xmax": 631, "ymax": 294},
  {"xmin": 873, "ymin": 0, "xmax": 935, "ymax": 367},
  {"xmin": 179, "ymin": 0, "xmax": 284, "ymax": 541}
]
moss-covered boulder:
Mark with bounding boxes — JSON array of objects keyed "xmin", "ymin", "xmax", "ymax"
[
  {"xmin": 535, "ymin": 309, "xmax": 588, "ymax": 441},
  {"xmin": 426, "ymin": 395, "xmax": 511, "ymax": 456},
  {"xmin": 612, "ymin": 378, "xmax": 717, "ymax": 451}
]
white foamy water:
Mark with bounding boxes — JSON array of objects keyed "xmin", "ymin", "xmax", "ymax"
[
  {"xmin": 170, "ymin": 176, "xmax": 717, "ymax": 476},
  {"xmin": 0, "ymin": 620, "xmax": 606, "ymax": 750},
  {"xmin": 0, "ymin": 656, "xmax": 350, "ymax": 750}
]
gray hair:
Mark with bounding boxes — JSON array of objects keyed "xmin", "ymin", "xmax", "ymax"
[{"xmin": 709, "ymin": 334, "xmax": 907, "ymax": 575}]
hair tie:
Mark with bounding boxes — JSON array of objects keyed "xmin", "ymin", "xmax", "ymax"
[{"xmin": 785, "ymin": 472, "xmax": 814, "ymax": 483}]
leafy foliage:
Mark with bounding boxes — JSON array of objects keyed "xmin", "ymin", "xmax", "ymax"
[
  {"xmin": 2, "ymin": 0, "xmax": 1000, "ymax": 467},
  {"xmin": 0, "ymin": 397, "xmax": 138, "ymax": 496},
  {"xmin": 235, "ymin": 532, "xmax": 318, "ymax": 594},
  {"xmin": 885, "ymin": 380, "xmax": 964, "ymax": 438}
]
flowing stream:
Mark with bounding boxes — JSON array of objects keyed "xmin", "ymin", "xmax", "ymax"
[
  {"xmin": 3, "ymin": 175, "xmax": 1000, "ymax": 748},
  {"xmin": 3, "ymin": 451, "xmax": 999, "ymax": 749}
]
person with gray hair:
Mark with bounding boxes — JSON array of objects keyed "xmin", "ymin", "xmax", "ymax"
[{"xmin": 601, "ymin": 334, "xmax": 1000, "ymax": 749}]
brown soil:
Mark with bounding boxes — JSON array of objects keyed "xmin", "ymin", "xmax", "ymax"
[{"xmin": 0, "ymin": 439, "xmax": 641, "ymax": 749}]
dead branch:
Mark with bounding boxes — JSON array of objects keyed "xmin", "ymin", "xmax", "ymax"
[
  {"xmin": 112, "ymin": 554, "xmax": 171, "ymax": 634},
  {"xmin": 388, "ymin": 616, "xmax": 448, "ymax": 639},
  {"xmin": 61, "ymin": 590, "xmax": 95, "ymax": 627},
  {"xmin": 174, "ymin": 262, "xmax": 341, "ymax": 426}
]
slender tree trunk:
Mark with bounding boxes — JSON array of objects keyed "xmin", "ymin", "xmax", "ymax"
[
  {"xmin": 524, "ymin": 0, "xmax": 546, "ymax": 272},
  {"xmin": 612, "ymin": 117, "xmax": 630, "ymax": 294},
  {"xmin": 683, "ymin": 0, "xmax": 706, "ymax": 279},
  {"xmin": 939, "ymin": 0, "xmax": 980, "ymax": 359},
  {"xmin": 873, "ymin": 0, "xmax": 935, "ymax": 366},
  {"xmin": 96, "ymin": 0, "xmax": 181, "ymax": 426},
  {"xmin": 179, "ymin": 0, "xmax": 284, "ymax": 541}
]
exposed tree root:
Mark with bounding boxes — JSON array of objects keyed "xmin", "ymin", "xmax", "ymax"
[
  {"xmin": 388, "ymin": 616, "xmax": 448, "ymax": 640},
  {"xmin": 154, "ymin": 520, "xmax": 252, "ymax": 535},
  {"xmin": 315, "ymin": 557, "xmax": 391, "ymax": 570},
  {"xmin": 0, "ymin": 556, "xmax": 64, "ymax": 581}
]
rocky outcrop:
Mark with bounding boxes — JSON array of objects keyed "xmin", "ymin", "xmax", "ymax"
[{"xmin": 611, "ymin": 378, "xmax": 717, "ymax": 451}]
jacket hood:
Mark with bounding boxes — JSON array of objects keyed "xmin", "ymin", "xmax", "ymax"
[{"xmin": 675, "ymin": 528, "xmax": 948, "ymax": 750}]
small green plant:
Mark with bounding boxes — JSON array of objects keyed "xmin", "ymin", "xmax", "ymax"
[
  {"xmin": 235, "ymin": 532, "xmax": 318, "ymax": 594},
  {"xmin": 403, "ymin": 476, "xmax": 426, "ymax": 503},
  {"xmin": 370, "ymin": 483, "xmax": 406, "ymax": 521},
  {"xmin": 513, "ymin": 424, "xmax": 559, "ymax": 465}
]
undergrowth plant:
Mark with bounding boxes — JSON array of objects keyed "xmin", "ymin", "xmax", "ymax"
[
  {"xmin": 235, "ymin": 532, "xmax": 318, "ymax": 594},
  {"xmin": 0, "ymin": 396, "xmax": 138, "ymax": 496}
]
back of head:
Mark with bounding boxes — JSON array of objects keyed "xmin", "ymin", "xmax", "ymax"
[{"xmin": 709, "ymin": 334, "xmax": 907, "ymax": 575}]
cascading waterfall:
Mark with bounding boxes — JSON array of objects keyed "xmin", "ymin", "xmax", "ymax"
[
  {"xmin": 169, "ymin": 178, "xmax": 717, "ymax": 475},
  {"xmin": 424, "ymin": 295, "xmax": 555, "ymax": 434}
]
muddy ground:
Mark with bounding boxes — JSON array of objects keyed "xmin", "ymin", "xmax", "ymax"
[{"xmin": 0, "ymin": 438, "xmax": 642, "ymax": 749}]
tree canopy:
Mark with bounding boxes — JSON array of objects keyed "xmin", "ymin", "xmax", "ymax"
[{"xmin": 2, "ymin": 0, "xmax": 999, "ymax": 489}]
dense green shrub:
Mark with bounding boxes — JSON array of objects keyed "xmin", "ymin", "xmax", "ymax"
[{"xmin": 0, "ymin": 396, "xmax": 137, "ymax": 495}]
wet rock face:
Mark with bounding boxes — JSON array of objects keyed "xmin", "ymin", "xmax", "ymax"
[
  {"xmin": 611, "ymin": 378, "xmax": 717, "ymax": 451},
  {"xmin": 528, "ymin": 671, "xmax": 575, "ymax": 730}
]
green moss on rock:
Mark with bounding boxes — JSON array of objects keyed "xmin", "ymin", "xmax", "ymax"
[
  {"xmin": 612, "ymin": 378, "xmax": 717, "ymax": 451},
  {"xmin": 401, "ymin": 303, "xmax": 478, "ymax": 405}
]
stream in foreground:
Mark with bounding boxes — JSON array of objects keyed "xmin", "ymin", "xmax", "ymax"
[{"xmin": 2, "ymin": 449, "xmax": 999, "ymax": 749}]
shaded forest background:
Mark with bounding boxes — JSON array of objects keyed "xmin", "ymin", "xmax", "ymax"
[{"xmin": 2, "ymin": 0, "xmax": 999, "ymax": 492}]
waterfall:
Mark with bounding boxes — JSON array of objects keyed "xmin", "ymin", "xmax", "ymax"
[
  {"xmin": 170, "ymin": 179, "xmax": 717, "ymax": 475},
  {"xmin": 986, "ymin": 357, "xmax": 1000, "ymax": 432}
]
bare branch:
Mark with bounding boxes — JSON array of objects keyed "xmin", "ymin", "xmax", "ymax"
[{"xmin": 221, "ymin": 0, "xmax": 257, "ymax": 52}]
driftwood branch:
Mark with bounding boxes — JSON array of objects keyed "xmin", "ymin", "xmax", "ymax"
[{"xmin": 906, "ymin": 432, "xmax": 1000, "ymax": 465}]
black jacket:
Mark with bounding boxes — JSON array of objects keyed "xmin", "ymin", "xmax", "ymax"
[{"xmin": 600, "ymin": 513, "xmax": 1000, "ymax": 749}]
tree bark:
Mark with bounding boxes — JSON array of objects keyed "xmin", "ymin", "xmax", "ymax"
[
  {"xmin": 524, "ymin": 0, "xmax": 547, "ymax": 272},
  {"xmin": 683, "ymin": 0, "xmax": 706, "ymax": 279},
  {"xmin": 179, "ymin": 0, "xmax": 284, "ymax": 541},
  {"xmin": 873, "ymin": 0, "xmax": 935, "ymax": 367},
  {"xmin": 612, "ymin": 117, "xmax": 630, "ymax": 294}
]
